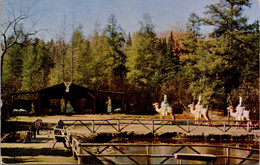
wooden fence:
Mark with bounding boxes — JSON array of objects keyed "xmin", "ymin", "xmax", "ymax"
[
  {"xmin": 76, "ymin": 143, "xmax": 259, "ymax": 164},
  {"xmin": 52, "ymin": 119, "xmax": 260, "ymax": 164},
  {"xmin": 61, "ymin": 119, "xmax": 259, "ymax": 134},
  {"xmin": 53, "ymin": 127, "xmax": 259, "ymax": 164}
]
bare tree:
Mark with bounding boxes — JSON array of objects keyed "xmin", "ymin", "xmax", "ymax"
[{"xmin": 1, "ymin": 0, "xmax": 39, "ymax": 78}]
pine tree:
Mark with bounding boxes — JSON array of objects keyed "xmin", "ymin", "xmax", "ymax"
[
  {"xmin": 48, "ymin": 38, "xmax": 67, "ymax": 86},
  {"xmin": 159, "ymin": 32, "xmax": 181, "ymax": 81},
  {"xmin": 87, "ymin": 31, "xmax": 113, "ymax": 90},
  {"xmin": 181, "ymin": 0, "xmax": 259, "ymax": 110},
  {"xmin": 126, "ymin": 32, "xmax": 132, "ymax": 46},
  {"xmin": 69, "ymin": 25, "xmax": 90, "ymax": 85},
  {"xmin": 126, "ymin": 14, "xmax": 158, "ymax": 90},
  {"xmin": 2, "ymin": 43, "xmax": 23, "ymax": 94},
  {"xmin": 181, "ymin": 12, "xmax": 228, "ymax": 106},
  {"xmin": 202, "ymin": 0, "xmax": 259, "ymax": 107},
  {"xmin": 103, "ymin": 14, "xmax": 127, "ymax": 91},
  {"xmin": 21, "ymin": 38, "xmax": 53, "ymax": 91}
]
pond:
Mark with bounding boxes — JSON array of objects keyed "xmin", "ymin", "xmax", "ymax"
[{"xmin": 99, "ymin": 138, "xmax": 259, "ymax": 164}]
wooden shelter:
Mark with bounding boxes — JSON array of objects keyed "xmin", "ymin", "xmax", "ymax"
[
  {"xmin": 38, "ymin": 82, "xmax": 95, "ymax": 114},
  {"xmin": 11, "ymin": 82, "xmax": 127, "ymax": 114},
  {"xmin": 94, "ymin": 90, "xmax": 127, "ymax": 114}
]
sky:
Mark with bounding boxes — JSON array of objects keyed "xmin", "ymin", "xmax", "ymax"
[{"xmin": 1, "ymin": 0, "xmax": 259, "ymax": 42}]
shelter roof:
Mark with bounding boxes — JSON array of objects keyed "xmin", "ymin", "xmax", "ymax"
[
  {"xmin": 38, "ymin": 83, "xmax": 94, "ymax": 94},
  {"xmin": 11, "ymin": 83, "xmax": 126, "ymax": 96}
]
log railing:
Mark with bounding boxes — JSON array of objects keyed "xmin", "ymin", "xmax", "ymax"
[
  {"xmin": 76, "ymin": 143, "xmax": 259, "ymax": 164},
  {"xmin": 61, "ymin": 131, "xmax": 259, "ymax": 164},
  {"xmin": 61, "ymin": 119, "xmax": 259, "ymax": 134},
  {"xmin": 53, "ymin": 120, "xmax": 259, "ymax": 164}
]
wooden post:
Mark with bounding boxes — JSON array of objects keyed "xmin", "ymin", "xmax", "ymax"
[
  {"xmin": 247, "ymin": 121, "xmax": 249, "ymax": 132},
  {"xmin": 177, "ymin": 158, "xmax": 182, "ymax": 164},
  {"xmin": 77, "ymin": 146, "xmax": 83, "ymax": 164},
  {"xmin": 223, "ymin": 121, "xmax": 226, "ymax": 132},
  {"xmin": 187, "ymin": 120, "xmax": 190, "ymax": 133},
  {"xmin": 92, "ymin": 120, "xmax": 95, "ymax": 133},
  {"xmin": 146, "ymin": 146, "xmax": 151, "ymax": 164},
  {"xmin": 152, "ymin": 120, "xmax": 154, "ymax": 135},
  {"xmin": 117, "ymin": 119, "xmax": 120, "ymax": 132},
  {"xmin": 72, "ymin": 139, "xmax": 75, "ymax": 157},
  {"xmin": 227, "ymin": 109, "xmax": 230, "ymax": 124},
  {"xmin": 225, "ymin": 147, "xmax": 229, "ymax": 164}
]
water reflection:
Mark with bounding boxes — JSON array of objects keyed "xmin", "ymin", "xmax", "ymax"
[{"xmin": 102, "ymin": 138, "xmax": 259, "ymax": 164}]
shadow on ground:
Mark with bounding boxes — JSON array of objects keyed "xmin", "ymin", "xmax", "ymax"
[
  {"xmin": 2, "ymin": 147, "xmax": 114, "ymax": 164},
  {"xmin": 1, "ymin": 147, "xmax": 72, "ymax": 157},
  {"xmin": 1, "ymin": 120, "xmax": 55, "ymax": 133},
  {"xmin": 30, "ymin": 137, "xmax": 53, "ymax": 142},
  {"xmin": 2, "ymin": 157, "xmax": 33, "ymax": 164},
  {"xmin": 82, "ymin": 156, "xmax": 115, "ymax": 164}
]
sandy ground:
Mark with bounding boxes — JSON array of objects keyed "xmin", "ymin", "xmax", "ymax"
[
  {"xmin": 1, "ymin": 113, "xmax": 259, "ymax": 164},
  {"xmin": 5, "ymin": 113, "xmax": 160, "ymax": 123},
  {"xmin": 5, "ymin": 113, "xmax": 259, "ymax": 136},
  {"xmin": 1, "ymin": 130, "xmax": 77, "ymax": 164}
]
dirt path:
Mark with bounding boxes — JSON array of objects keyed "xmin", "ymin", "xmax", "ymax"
[
  {"xmin": 6, "ymin": 114, "xmax": 259, "ymax": 136},
  {"xmin": 1, "ymin": 130, "xmax": 77, "ymax": 164},
  {"xmin": 1, "ymin": 114, "xmax": 156, "ymax": 164},
  {"xmin": 5, "ymin": 114, "xmax": 160, "ymax": 124}
]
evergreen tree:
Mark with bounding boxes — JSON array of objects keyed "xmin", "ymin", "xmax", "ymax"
[
  {"xmin": 48, "ymin": 39, "xmax": 67, "ymax": 86},
  {"xmin": 2, "ymin": 43, "xmax": 23, "ymax": 94},
  {"xmin": 21, "ymin": 38, "xmax": 53, "ymax": 91},
  {"xmin": 87, "ymin": 31, "xmax": 113, "ymax": 90},
  {"xmin": 180, "ymin": 13, "xmax": 204, "ymax": 101},
  {"xmin": 202, "ymin": 0, "xmax": 259, "ymax": 108},
  {"xmin": 126, "ymin": 14, "xmax": 158, "ymax": 90},
  {"xmin": 69, "ymin": 25, "xmax": 90, "ymax": 85},
  {"xmin": 181, "ymin": 12, "xmax": 227, "ymax": 106},
  {"xmin": 1, "ymin": 43, "xmax": 24, "ymax": 117},
  {"xmin": 159, "ymin": 32, "xmax": 180, "ymax": 81},
  {"xmin": 181, "ymin": 0, "xmax": 259, "ymax": 110},
  {"xmin": 203, "ymin": 0, "xmax": 251, "ymax": 38},
  {"xmin": 104, "ymin": 14, "xmax": 127, "ymax": 91},
  {"xmin": 126, "ymin": 32, "xmax": 132, "ymax": 46}
]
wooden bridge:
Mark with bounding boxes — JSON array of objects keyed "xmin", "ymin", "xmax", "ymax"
[
  {"xmin": 61, "ymin": 118, "xmax": 259, "ymax": 134},
  {"xmin": 52, "ymin": 119, "xmax": 260, "ymax": 164}
]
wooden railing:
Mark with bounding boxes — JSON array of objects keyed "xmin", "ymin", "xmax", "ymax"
[
  {"xmin": 56, "ymin": 129, "xmax": 259, "ymax": 164},
  {"xmin": 61, "ymin": 119, "xmax": 259, "ymax": 134},
  {"xmin": 76, "ymin": 143, "xmax": 259, "ymax": 164},
  {"xmin": 52, "ymin": 119, "xmax": 259, "ymax": 164}
]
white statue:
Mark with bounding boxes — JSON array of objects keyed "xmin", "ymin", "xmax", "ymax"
[
  {"xmin": 236, "ymin": 96, "xmax": 245, "ymax": 116},
  {"xmin": 161, "ymin": 95, "xmax": 169, "ymax": 115},
  {"xmin": 106, "ymin": 97, "xmax": 112, "ymax": 113}
]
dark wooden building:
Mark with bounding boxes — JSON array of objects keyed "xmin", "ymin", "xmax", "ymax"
[
  {"xmin": 38, "ymin": 83, "xmax": 95, "ymax": 114},
  {"xmin": 11, "ymin": 82, "xmax": 127, "ymax": 114}
]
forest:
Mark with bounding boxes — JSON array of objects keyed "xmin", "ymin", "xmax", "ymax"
[{"xmin": 1, "ymin": 0, "xmax": 259, "ymax": 116}]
